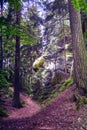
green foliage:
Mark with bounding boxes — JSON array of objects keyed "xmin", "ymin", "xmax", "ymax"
[
  {"xmin": 0, "ymin": 73, "xmax": 12, "ymax": 88},
  {"xmin": 38, "ymin": 77, "xmax": 73, "ymax": 106},
  {"xmin": 20, "ymin": 30, "xmax": 38, "ymax": 45},
  {"xmin": 59, "ymin": 77, "xmax": 73, "ymax": 92},
  {"xmin": 7, "ymin": 89, "xmax": 13, "ymax": 98},
  {"xmin": 71, "ymin": 0, "xmax": 80, "ymax": 10},
  {"xmin": 7, "ymin": 25, "xmax": 20, "ymax": 36},
  {"xmin": 1, "ymin": 22, "xmax": 38, "ymax": 45},
  {"xmin": 84, "ymin": 30, "xmax": 87, "ymax": 38},
  {"xmin": 32, "ymin": 75, "xmax": 73, "ymax": 104},
  {"xmin": 34, "ymin": 85, "xmax": 53, "ymax": 103},
  {"xmin": 0, "ymin": 17, "xmax": 8, "ymax": 28},
  {"xmin": 83, "ymin": 30, "xmax": 87, "ymax": 47},
  {"xmin": 0, "ymin": 19, "xmax": 20, "ymax": 39},
  {"xmin": 72, "ymin": 0, "xmax": 87, "ymax": 12},
  {"xmin": 7, "ymin": 0, "xmax": 22, "ymax": 12},
  {"xmin": 76, "ymin": 96, "xmax": 87, "ymax": 110},
  {"xmin": 79, "ymin": 0, "xmax": 87, "ymax": 12},
  {"xmin": 0, "ymin": 107, "xmax": 8, "ymax": 118}
]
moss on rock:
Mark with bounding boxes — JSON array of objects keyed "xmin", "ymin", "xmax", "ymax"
[
  {"xmin": 59, "ymin": 76, "xmax": 73, "ymax": 92},
  {"xmin": 33, "ymin": 56, "xmax": 45, "ymax": 70},
  {"xmin": 51, "ymin": 73, "xmax": 62, "ymax": 85}
]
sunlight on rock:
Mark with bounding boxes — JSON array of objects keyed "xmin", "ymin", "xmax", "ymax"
[
  {"xmin": 46, "ymin": 62, "xmax": 55, "ymax": 70},
  {"xmin": 33, "ymin": 56, "xmax": 45, "ymax": 69}
]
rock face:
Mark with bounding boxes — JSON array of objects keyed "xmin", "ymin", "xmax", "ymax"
[
  {"xmin": 32, "ymin": 50, "xmax": 71, "ymax": 87},
  {"xmin": 30, "ymin": 1, "xmax": 73, "ymax": 101},
  {"xmin": 32, "ymin": 23, "xmax": 73, "ymax": 87},
  {"xmin": 42, "ymin": 69, "xmax": 69, "ymax": 86},
  {"xmin": 29, "ymin": 40, "xmax": 73, "ymax": 102},
  {"xmin": 39, "ymin": 10, "xmax": 73, "ymax": 75},
  {"xmin": 31, "ymin": 58, "xmax": 70, "ymax": 101}
]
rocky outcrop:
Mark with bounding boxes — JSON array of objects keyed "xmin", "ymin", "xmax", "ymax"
[
  {"xmin": 29, "ymin": 0, "xmax": 73, "ymax": 101},
  {"xmin": 33, "ymin": 56, "xmax": 45, "ymax": 71}
]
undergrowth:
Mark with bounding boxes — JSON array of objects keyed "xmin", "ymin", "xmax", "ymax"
[
  {"xmin": 59, "ymin": 76, "xmax": 73, "ymax": 92},
  {"xmin": 0, "ymin": 72, "xmax": 12, "ymax": 118},
  {"xmin": 0, "ymin": 107, "xmax": 8, "ymax": 118},
  {"xmin": 38, "ymin": 76, "xmax": 73, "ymax": 106},
  {"xmin": 75, "ymin": 96, "xmax": 87, "ymax": 110}
]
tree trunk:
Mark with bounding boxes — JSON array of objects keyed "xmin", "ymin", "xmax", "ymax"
[
  {"xmin": 13, "ymin": 11, "xmax": 22, "ymax": 108},
  {"xmin": 68, "ymin": 0, "xmax": 87, "ymax": 95},
  {"xmin": 0, "ymin": 30, "xmax": 3, "ymax": 69},
  {"xmin": 0, "ymin": 0, "xmax": 3, "ymax": 69}
]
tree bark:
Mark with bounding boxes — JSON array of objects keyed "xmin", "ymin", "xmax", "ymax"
[
  {"xmin": 68, "ymin": 0, "xmax": 87, "ymax": 95},
  {"xmin": 13, "ymin": 10, "xmax": 22, "ymax": 108},
  {"xmin": 0, "ymin": 0, "xmax": 3, "ymax": 69},
  {"xmin": 0, "ymin": 30, "xmax": 3, "ymax": 69}
]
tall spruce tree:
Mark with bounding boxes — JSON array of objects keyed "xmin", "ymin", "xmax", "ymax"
[
  {"xmin": 68, "ymin": 0, "xmax": 87, "ymax": 95},
  {"xmin": 13, "ymin": 0, "xmax": 22, "ymax": 108},
  {"xmin": 0, "ymin": 0, "xmax": 4, "ymax": 69}
]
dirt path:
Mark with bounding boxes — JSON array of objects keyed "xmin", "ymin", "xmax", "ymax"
[
  {"xmin": 3, "ymin": 87, "xmax": 41, "ymax": 119},
  {"xmin": 0, "ymin": 86, "xmax": 87, "ymax": 130}
]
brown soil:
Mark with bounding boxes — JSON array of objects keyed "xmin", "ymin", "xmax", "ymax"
[{"xmin": 0, "ymin": 85, "xmax": 87, "ymax": 130}]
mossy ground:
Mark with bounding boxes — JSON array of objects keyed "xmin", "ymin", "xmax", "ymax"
[{"xmin": 36, "ymin": 76, "xmax": 73, "ymax": 106}]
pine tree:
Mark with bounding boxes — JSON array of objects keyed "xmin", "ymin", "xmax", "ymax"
[
  {"xmin": 68, "ymin": 0, "xmax": 87, "ymax": 95},
  {"xmin": 0, "ymin": 0, "xmax": 4, "ymax": 69},
  {"xmin": 13, "ymin": 1, "xmax": 22, "ymax": 108}
]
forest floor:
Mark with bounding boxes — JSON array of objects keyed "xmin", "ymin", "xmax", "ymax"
[{"xmin": 0, "ymin": 85, "xmax": 87, "ymax": 130}]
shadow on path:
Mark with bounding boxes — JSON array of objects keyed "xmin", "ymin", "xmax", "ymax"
[{"xmin": 0, "ymin": 86, "xmax": 83, "ymax": 130}]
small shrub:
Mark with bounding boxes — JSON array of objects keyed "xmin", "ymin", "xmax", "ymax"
[
  {"xmin": 0, "ymin": 107, "xmax": 8, "ymax": 118},
  {"xmin": 76, "ymin": 96, "xmax": 87, "ymax": 110},
  {"xmin": 7, "ymin": 89, "xmax": 13, "ymax": 98},
  {"xmin": 0, "ymin": 74, "xmax": 12, "ymax": 88},
  {"xmin": 0, "ymin": 73, "xmax": 12, "ymax": 118}
]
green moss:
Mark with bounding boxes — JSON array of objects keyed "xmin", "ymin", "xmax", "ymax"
[
  {"xmin": 31, "ymin": 76, "xmax": 73, "ymax": 106},
  {"xmin": 76, "ymin": 96, "xmax": 87, "ymax": 110},
  {"xmin": 33, "ymin": 56, "xmax": 45, "ymax": 69},
  {"xmin": 66, "ymin": 51, "xmax": 72, "ymax": 55},
  {"xmin": 59, "ymin": 77, "xmax": 73, "ymax": 92},
  {"xmin": 37, "ymin": 84, "xmax": 60, "ymax": 106},
  {"xmin": 43, "ymin": 77, "xmax": 73, "ymax": 106},
  {"xmin": 52, "ymin": 73, "xmax": 62, "ymax": 85}
]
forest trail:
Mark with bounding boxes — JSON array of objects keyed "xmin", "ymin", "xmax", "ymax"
[
  {"xmin": 4, "ymin": 87, "xmax": 41, "ymax": 119},
  {"xmin": 0, "ymin": 86, "xmax": 86, "ymax": 130}
]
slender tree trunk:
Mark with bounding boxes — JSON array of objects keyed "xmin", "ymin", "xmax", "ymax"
[
  {"xmin": 63, "ymin": 20, "xmax": 67, "ymax": 75},
  {"xmin": 13, "ymin": 11, "xmax": 22, "ymax": 108},
  {"xmin": 0, "ymin": 30, "xmax": 3, "ymax": 69},
  {"xmin": 68, "ymin": 0, "xmax": 87, "ymax": 95},
  {"xmin": 0, "ymin": 0, "xmax": 3, "ymax": 69}
]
